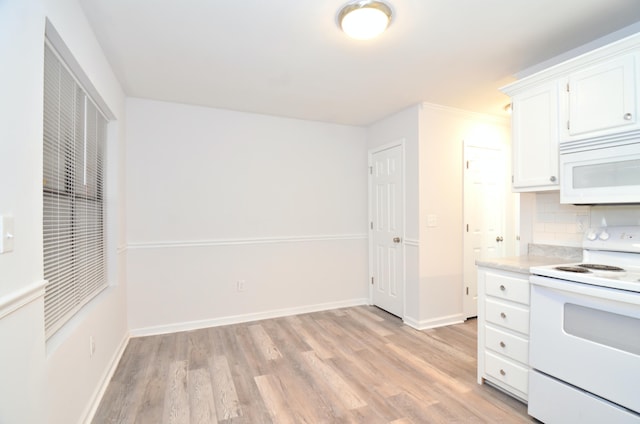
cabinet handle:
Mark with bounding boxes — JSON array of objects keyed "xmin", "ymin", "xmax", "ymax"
[
  {"xmin": 499, "ymin": 284, "xmax": 506, "ymax": 291},
  {"xmin": 550, "ymin": 176, "xmax": 557, "ymax": 182},
  {"xmin": 500, "ymin": 312, "xmax": 507, "ymax": 319},
  {"xmin": 500, "ymin": 369, "xmax": 506, "ymax": 376},
  {"xmin": 624, "ymin": 113, "xmax": 633, "ymax": 121},
  {"xmin": 500, "ymin": 341, "xmax": 506, "ymax": 348}
]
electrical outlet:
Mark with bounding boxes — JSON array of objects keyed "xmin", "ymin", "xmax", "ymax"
[
  {"xmin": 427, "ymin": 214, "xmax": 438, "ymax": 227},
  {"xmin": 0, "ymin": 215, "xmax": 15, "ymax": 254},
  {"xmin": 237, "ymin": 280, "xmax": 246, "ymax": 292},
  {"xmin": 576, "ymin": 216, "xmax": 586, "ymax": 232},
  {"xmin": 89, "ymin": 336, "xmax": 96, "ymax": 357}
]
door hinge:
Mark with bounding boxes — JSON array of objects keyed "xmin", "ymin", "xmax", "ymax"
[
  {"xmin": 466, "ymin": 224, "xmax": 469, "ymax": 232},
  {"xmin": 369, "ymin": 166, "xmax": 373, "ymax": 175},
  {"xmin": 370, "ymin": 221, "xmax": 373, "ymax": 230},
  {"xmin": 466, "ymin": 286, "xmax": 469, "ymax": 295},
  {"xmin": 567, "ymin": 120, "xmax": 570, "ymax": 130},
  {"xmin": 511, "ymin": 175, "xmax": 514, "ymax": 183},
  {"xmin": 371, "ymin": 277, "xmax": 374, "ymax": 285},
  {"xmin": 466, "ymin": 160, "xmax": 469, "ymax": 169},
  {"xmin": 566, "ymin": 83, "xmax": 570, "ymax": 92}
]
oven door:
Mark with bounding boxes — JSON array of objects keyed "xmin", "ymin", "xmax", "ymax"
[
  {"xmin": 529, "ymin": 275, "xmax": 640, "ymax": 415},
  {"xmin": 559, "ymin": 142, "xmax": 640, "ymax": 204}
]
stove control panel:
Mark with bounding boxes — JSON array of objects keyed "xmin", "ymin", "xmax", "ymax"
[{"xmin": 583, "ymin": 225, "xmax": 640, "ymax": 253}]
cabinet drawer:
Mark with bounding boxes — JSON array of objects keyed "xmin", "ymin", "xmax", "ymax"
[
  {"xmin": 485, "ymin": 298, "xmax": 529, "ymax": 335},
  {"xmin": 485, "ymin": 324, "xmax": 529, "ymax": 364},
  {"xmin": 485, "ymin": 272, "xmax": 529, "ymax": 305},
  {"xmin": 485, "ymin": 351, "xmax": 529, "ymax": 395}
]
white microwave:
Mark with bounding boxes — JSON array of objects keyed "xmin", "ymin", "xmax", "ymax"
[{"xmin": 560, "ymin": 140, "xmax": 640, "ymax": 204}]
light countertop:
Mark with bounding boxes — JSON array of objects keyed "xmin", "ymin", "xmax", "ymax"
[{"xmin": 476, "ymin": 255, "xmax": 574, "ymax": 274}]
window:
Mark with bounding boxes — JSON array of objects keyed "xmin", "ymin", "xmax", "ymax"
[{"xmin": 43, "ymin": 42, "xmax": 107, "ymax": 338}]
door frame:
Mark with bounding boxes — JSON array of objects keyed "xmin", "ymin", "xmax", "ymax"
[{"xmin": 368, "ymin": 139, "xmax": 406, "ymax": 318}]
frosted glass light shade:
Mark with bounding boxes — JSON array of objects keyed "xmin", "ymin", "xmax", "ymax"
[{"xmin": 338, "ymin": 1, "xmax": 392, "ymax": 40}]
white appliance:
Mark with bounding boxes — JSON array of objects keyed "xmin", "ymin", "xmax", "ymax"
[
  {"xmin": 560, "ymin": 136, "xmax": 640, "ymax": 204},
  {"xmin": 528, "ymin": 225, "xmax": 640, "ymax": 424}
]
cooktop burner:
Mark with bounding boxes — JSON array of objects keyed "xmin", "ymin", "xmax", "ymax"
[
  {"xmin": 554, "ymin": 266, "xmax": 591, "ymax": 273},
  {"xmin": 578, "ymin": 264, "xmax": 625, "ymax": 272}
]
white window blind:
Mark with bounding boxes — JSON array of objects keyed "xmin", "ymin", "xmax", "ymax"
[{"xmin": 43, "ymin": 42, "xmax": 107, "ymax": 339}]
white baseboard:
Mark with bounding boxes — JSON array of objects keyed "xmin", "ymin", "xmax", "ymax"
[
  {"xmin": 403, "ymin": 313, "xmax": 465, "ymax": 331},
  {"xmin": 82, "ymin": 331, "xmax": 130, "ymax": 424},
  {"xmin": 130, "ymin": 298, "xmax": 370, "ymax": 337}
]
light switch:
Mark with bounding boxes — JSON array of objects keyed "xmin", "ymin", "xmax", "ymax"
[
  {"xmin": 0, "ymin": 216, "xmax": 14, "ymax": 253},
  {"xmin": 427, "ymin": 214, "xmax": 438, "ymax": 228}
]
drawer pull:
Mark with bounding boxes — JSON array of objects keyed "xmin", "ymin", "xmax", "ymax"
[
  {"xmin": 500, "ymin": 369, "xmax": 506, "ymax": 376},
  {"xmin": 499, "ymin": 341, "xmax": 506, "ymax": 348},
  {"xmin": 500, "ymin": 312, "xmax": 507, "ymax": 319},
  {"xmin": 499, "ymin": 284, "xmax": 506, "ymax": 291}
]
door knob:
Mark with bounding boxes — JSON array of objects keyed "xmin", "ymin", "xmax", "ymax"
[
  {"xmin": 393, "ymin": 236, "xmax": 401, "ymax": 243},
  {"xmin": 496, "ymin": 236, "xmax": 504, "ymax": 242}
]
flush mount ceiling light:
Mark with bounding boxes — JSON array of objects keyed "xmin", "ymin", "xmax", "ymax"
[{"xmin": 337, "ymin": 0, "xmax": 393, "ymax": 40}]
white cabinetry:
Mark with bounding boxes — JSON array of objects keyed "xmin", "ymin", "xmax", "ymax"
[
  {"xmin": 511, "ymin": 82, "xmax": 559, "ymax": 191},
  {"xmin": 501, "ymin": 32, "xmax": 640, "ymax": 193},
  {"xmin": 477, "ymin": 266, "xmax": 530, "ymax": 402},
  {"xmin": 561, "ymin": 53, "xmax": 640, "ymax": 142}
]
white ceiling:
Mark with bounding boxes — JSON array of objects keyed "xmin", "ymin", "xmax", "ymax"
[{"xmin": 79, "ymin": 0, "xmax": 640, "ymax": 126}]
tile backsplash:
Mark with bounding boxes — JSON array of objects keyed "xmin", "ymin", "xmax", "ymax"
[
  {"xmin": 528, "ymin": 192, "xmax": 640, "ymax": 247},
  {"xmin": 532, "ymin": 192, "xmax": 589, "ymax": 246}
]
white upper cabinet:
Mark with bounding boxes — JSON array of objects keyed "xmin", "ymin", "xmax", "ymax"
[
  {"xmin": 561, "ymin": 53, "xmax": 640, "ymax": 142},
  {"xmin": 511, "ymin": 82, "xmax": 559, "ymax": 191},
  {"xmin": 502, "ymin": 32, "xmax": 640, "ymax": 193}
]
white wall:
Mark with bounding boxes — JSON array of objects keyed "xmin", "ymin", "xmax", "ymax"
[
  {"xmin": 0, "ymin": 2, "xmax": 47, "ymax": 422},
  {"xmin": 417, "ymin": 104, "xmax": 512, "ymax": 327},
  {"xmin": 126, "ymin": 98, "xmax": 369, "ymax": 334},
  {"xmin": 0, "ymin": 1, "xmax": 128, "ymax": 423}
]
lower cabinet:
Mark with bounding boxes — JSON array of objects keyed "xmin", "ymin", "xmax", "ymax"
[{"xmin": 477, "ymin": 266, "xmax": 530, "ymax": 402}]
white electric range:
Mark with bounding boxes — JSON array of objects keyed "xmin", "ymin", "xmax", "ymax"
[{"xmin": 528, "ymin": 225, "xmax": 640, "ymax": 424}]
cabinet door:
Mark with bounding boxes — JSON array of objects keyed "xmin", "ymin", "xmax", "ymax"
[
  {"xmin": 511, "ymin": 82, "xmax": 559, "ymax": 191},
  {"xmin": 563, "ymin": 53, "xmax": 639, "ymax": 140}
]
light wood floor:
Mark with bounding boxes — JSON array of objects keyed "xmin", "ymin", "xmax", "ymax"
[{"xmin": 93, "ymin": 306, "xmax": 534, "ymax": 423}]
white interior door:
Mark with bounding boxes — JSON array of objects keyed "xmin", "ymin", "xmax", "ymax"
[
  {"xmin": 370, "ymin": 144, "xmax": 404, "ymax": 318},
  {"xmin": 463, "ymin": 144, "xmax": 506, "ymax": 318}
]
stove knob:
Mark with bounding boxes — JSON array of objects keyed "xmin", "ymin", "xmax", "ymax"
[
  {"xmin": 599, "ymin": 230, "xmax": 610, "ymax": 241},
  {"xmin": 586, "ymin": 230, "xmax": 598, "ymax": 241}
]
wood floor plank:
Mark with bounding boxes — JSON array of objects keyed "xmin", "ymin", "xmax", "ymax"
[
  {"xmin": 134, "ymin": 334, "xmax": 176, "ymax": 424},
  {"xmin": 210, "ymin": 355, "xmax": 241, "ymax": 421},
  {"xmin": 93, "ymin": 306, "xmax": 534, "ymax": 424},
  {"xmin": 284, "ymin": 315, "xmax": 334, "ymax": 359},
  {"xmin": 187, "ymin": 328, "xmax": 213, "ymax": 370},
  {"xmin": 162, "ymin": 360, "xmax": 189, "ymax": 424},
  {"xmin": 344, "ymin": 307, "xmax": 394, "ymax": 337},
  {"xmin": 314, "ymin": 317, "xmax": 366, "ymax": 354},
  {"xmin": 188, "ymin": 368, "xmax": 217, "ymax": 424},
  {"xmin": 385, "ymin": 342, "xmax": 470, "ymax": 394},
  {"xmin": 92, "ymin": 336, "xmax": 159, "ymax": 423},
  {"xmin": 248, "ymin": 324, "xmax": 282, "ymax": 361},
  {"xmin": 254, "ymin": 374, "xmax": 297, "ymax": 424},
  {"xmin": 215, "ymin": 326, "xmax": 272, "ymax": 424},
  {"xmin": 301, "ymin": 350, "xmax": 367, "ymax": 410}
]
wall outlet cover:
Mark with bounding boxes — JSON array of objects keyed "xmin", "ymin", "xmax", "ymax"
[{"xmin": 0, "ymin": 215, "xmax": 14, "ymax": 253}]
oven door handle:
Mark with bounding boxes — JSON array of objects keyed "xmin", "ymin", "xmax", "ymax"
[{"xmin": 530, "ymin": 275, "xmax": 640, "ymax": 306}]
